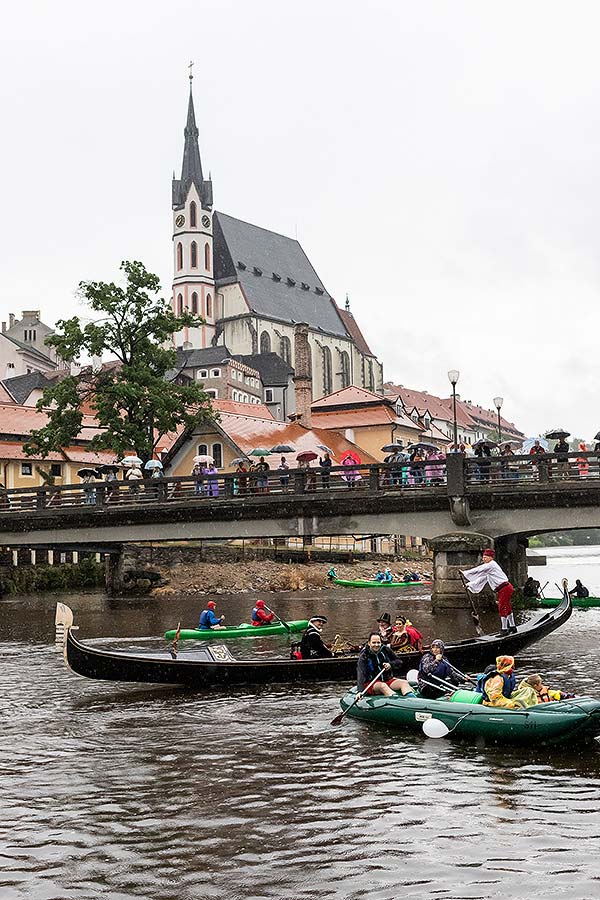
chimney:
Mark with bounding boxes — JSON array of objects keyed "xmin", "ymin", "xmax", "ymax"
[
  {"xmin": 8, "ymin": 313, "xmax": 15, "ymax": 329},
  {"xmin": 1, "ymin": 322, "xmax": 5, "ymax": 334},
  {"xmin": 293, "ymin": 323, "xmax": 312, "ymax": 426}
]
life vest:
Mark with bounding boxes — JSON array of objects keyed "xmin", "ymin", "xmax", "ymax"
[
  {"xmin": 476, "ymin": 667, "xmax": 516, "ymax": 698},
  {"xmin": 363, "ymin": 648, "xmax": 390, "ymax": 681},
  {"xmin": 199, "ymin": 609, "xmax": 214, "ymax": 629}
]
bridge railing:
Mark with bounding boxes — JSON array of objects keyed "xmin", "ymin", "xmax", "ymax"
[
  {"xmin": 463, "ymin": 450, "xmax": 600, "ymax": 486},
  {"xmin": 0, "ymin": 459, "xmax": 449, "ymax": 513}
]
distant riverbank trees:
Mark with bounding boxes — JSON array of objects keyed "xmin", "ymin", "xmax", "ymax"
[
  {"xmin": 25, "ymin": 261, "xmax": 215, "ymax": 463},
  {"xmin": 529, "ymin": 530, "xmax": 600, "ymax": 547}
]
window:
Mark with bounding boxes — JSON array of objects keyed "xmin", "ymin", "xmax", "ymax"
[
  {"xmin": 232, "ymin": 390, "xmax": 238, "ymax": 401},
  {"xmin": 205, "ymin": 389, "xmax": 218, "ymax": 399},
  {"xmin": 322, "ymin": 346, "xmax": 332, "ymax": 395},
  {"xmin": 190, "ymin": 201, "xmax": 197, "ymax": 227},
  {"xmin": 197, "ymin": 444, "xmax": 208, "ymax": 457},
  {"xmin": 21, "ymin": 463, "xmax": 32, "ymax": 476},
  {"xmin": 177, "ymin": 242, "xmax": 183, "ymax": 270},
  {"xmin": 280, "ymin": 335, "xmax": 292, "ymax": 364},
  {"xmin": 7, "ymin": 362, "xmax": 14, "ymax": 370},
  {"xmin": 265, "ymin": 388, "xmax": 274, "ymax": 403},
  {"xmin": 206, "ymin": 294, "xmax": 212, "ymax": 317},
  {"xmin": 191, "ymin": 292, "xmax": 198, "ymax": 314},
  {"xmin": 177, "ymin": 294, "xmax": 184, "ymax": 315},
  {"xmin": 211, "ymin": 368, "xmax": 221, "ymax": 378},
  {"xmin": 191, "ymin": 241, "xmax": 198, "ymax": 268},
  {"xmin": 260, "ymin": 330, "xmax": 271, "ymax": 354},
  {"xmin": 212, "ymin": 443, "xmax": 222, "ymax": 467},
  {"xmin": 340, "ymin": 350, "xmax": 350, "ymax": 388},
  {"xmin": 204, "ymin": 242, "xmax": 211, "ymax": 271},
  {"xmin": 50, "ymin": 463, "xmax": 62, "ymax": 478},
  {"xmin": 367, "ymin": 359, "xmax": 374, "ymax": 391},
  {"xmin": 199, "ymin": 369, "xmax": 208, "ymax": 379}
]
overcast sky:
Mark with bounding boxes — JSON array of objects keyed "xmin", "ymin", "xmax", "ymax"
[{"xmin": 1, "ymin": 1, "xmax": 599, "ymax": 437}]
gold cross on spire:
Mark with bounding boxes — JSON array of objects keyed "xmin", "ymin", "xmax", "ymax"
[{"xmin": 188, "ymin": 60, "xmax": 194, "ymax": 83}]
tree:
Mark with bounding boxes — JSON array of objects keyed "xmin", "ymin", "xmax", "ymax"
[{"xmin": 26, "ymin": 260, "xmax": 215, "ymax": 462}]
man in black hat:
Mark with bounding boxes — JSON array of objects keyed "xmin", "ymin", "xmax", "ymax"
[
  {"xmin": 376, "ymin": 613, "xmax": 393, "ymax": 644},
  {"xmin": 299, "ymin": 616, "xmax": 333, "ymax": 659}
]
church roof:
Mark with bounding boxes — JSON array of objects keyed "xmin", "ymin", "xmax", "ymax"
[
  {"xmin": 213, "ymin": 212, "xmax": 348, "ymax": 337},
  {"xmin": 172, "ymin": 87, "xmax": 212, "ymax": 210},
  {"xmin": 174, "ymin": 346, "xmax": 234, "ymax": 368},
  {"xmin": 336, "ymin": 306, "xmax": 374, "ymax": 356},
  {"xmin": 233, "ymin": 352, "xmax": 294, "ymax": 386}
]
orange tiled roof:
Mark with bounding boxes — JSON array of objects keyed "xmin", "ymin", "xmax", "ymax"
[
  {"xmin": 0, "ymin": 442, "xmax": 64, "ymax": 462},
  {"xmin": 212, "ymin": 399, "xmax": 274, "ymax": 418},
  {"xmin": 311, "ymin": 407, "xmax": 422, "ymax": 431},
  {"xmin": 385, "ymin": 385, "xmax": 477, "ymax": 430},
  {"xmin": 335, "ymin": 306, "xmax": 374, "ymax": 356},
  {"xmin": 0, "ymin": 402, "xmax": 105, "ymax": 439},
  {"xmin": 312, "ymin": 386, "xmax": 385, "ymax": 409}
]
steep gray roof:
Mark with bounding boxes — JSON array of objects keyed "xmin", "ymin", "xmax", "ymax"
[
  {"xmin": 174, "ymin": 346, "xmax": 233, "ymax": 368},
  {"xmin": 172, "ymin": 88, "xmax": 213, "ymax": 210},
  {"xmin": 1, "ymin": 370, "xmax": 54, "ymax": 404},
  {"xmin": 233, "ymin": 352, "xmax": 294, "ymax": 386},
  {"xmin": 213, "ymin": 212, "xmax": 348, "ymax": 337}
]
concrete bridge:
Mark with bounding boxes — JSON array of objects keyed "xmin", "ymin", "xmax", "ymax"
[{"xmin": 0, "ymin": 451, "xmax": 597, "ymax": 602}]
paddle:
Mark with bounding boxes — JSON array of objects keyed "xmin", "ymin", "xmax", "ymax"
[
  {"xmin": 538, "ymin": 581, "xmax": 549, "ymax": 600},
  {"xmin": 330, "ymin": 667, "xmax": 387, "ymax": 727},
  {"xmin": 169, "ymin": 621, "xmax": 181, "ymax": 660},
  {"xmin": 459, "ymin": 571, "xmax": 484, "ymax": 636},
  {"xmin": 264, "ymin": 604, "xmax": 291, "ymax": 634}
]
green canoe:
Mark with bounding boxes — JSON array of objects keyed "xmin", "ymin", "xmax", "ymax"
[
  {"xmin": 164, "ymin": 619, "xmax": 308, "ymax": 641},
  {"xmin": 330, "ymin": 577, "xmax": 432, "ymax": 589},
  {"xmin": 535, "ymin": 596, "xmax": 600, "ymax": 609},
  {"xmin": 339, "ymin": 688, "xmax": 600, "ymax": 745}
]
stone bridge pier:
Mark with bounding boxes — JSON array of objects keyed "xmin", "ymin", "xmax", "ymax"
[{"xmin": 429, "ymin": 532, "xmax": 529, "ymax": 609}]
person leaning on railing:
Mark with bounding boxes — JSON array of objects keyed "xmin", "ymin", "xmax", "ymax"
[{"xmin": 553, "ymin": 438, "xmax": 570, "ymax": 479}]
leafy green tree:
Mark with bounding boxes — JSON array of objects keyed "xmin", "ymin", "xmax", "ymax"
[{"xmin": 25, "ymin": 260, "xmax": 215, "ymax": 462}]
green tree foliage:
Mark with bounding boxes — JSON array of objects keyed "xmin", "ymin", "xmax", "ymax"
[{"xmin": 25, "ymin": 261, "xmax": 215, "ymax": 461}]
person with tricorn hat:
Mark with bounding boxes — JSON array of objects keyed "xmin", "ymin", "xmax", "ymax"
[
  {"xmin": 376, "ymin": 612, "xmax": 393, "ymax": 644},
  {"xmin": 462, "ymin": 548, "xmax": 516, "ymax": 635},
  {"xmin": 299, "ymin": 616, "xmax": 333, "ymax": 659}
]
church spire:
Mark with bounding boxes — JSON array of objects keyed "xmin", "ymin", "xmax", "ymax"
[{"xmin": 172, "ymin": 65, "xmax": 213, "ymax": 210}]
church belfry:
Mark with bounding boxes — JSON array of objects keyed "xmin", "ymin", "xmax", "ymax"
[{"xmin": 172, "ymin": 65, "xmax": 215, "ymax": 349}]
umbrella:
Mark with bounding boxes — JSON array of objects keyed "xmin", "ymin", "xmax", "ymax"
[
  {"xmin": 97, "ymin": 464, "xmax": 120, "ymax": 473},
  {"xmin": 522, "ymin": 437, "xmax": 549, "ymax": 453},
  {"xmin": 381, "ymin": 443, "xmax": 405, "ymax": 453},
  {"xmin": 230, "ymin": 457, "xmax": 249, "ymax": 466},
  {"xmin": 317, "ymin": 444, "xmax": 334, "ymax": 456},
  {"xmin": 77, "ymin": 468, "xmax": 99, "ymax": 478},
  {"xmin": 297, "ymin": 451, "xmax": 318, "ymax": 463},
  {"xmin": 121, "ymin": 455, "xmax": 143, "ymax": 467},
  {"xmin": 144, "ymin": 459, "xmax": 163, "ymax": 470},
  {"xmin": 341, "ymin": 451, "xmax": 361, "ymax": 464},
  {"xmin": 270, "ymin": 444, "xmax": 296, "ymax": 454},
  {"xmin": 545, "ymin": 429, "xmax": 570, "ymax": 440},
  {"xmin": 249, "ymin": 448, "xmax": 271, "ymax": 457},
  {"xmin": 406, "ymin": 441, "xmax": 440, "ymax": 452},
  {"xmin": 472, "ymin": 439, "xmax": 498, "ymax": 450},
  {"xmin": 193, "ymin": 454, "xmax": 214, "ymax": 464}
]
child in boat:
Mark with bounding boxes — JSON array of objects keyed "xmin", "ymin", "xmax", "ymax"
[{"xmin": 525, "ymin": 674, "xmax": 575, "ymax": 702}]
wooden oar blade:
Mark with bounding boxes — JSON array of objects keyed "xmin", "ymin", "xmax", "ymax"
[{"xmin": 330, "ymin": 710, "xmax": 345, "ymax": 727}]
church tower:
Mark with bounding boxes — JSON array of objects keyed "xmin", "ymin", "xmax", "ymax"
[{"xmin": 172, "ymin": 67, "xmax": 215, "ymax": 348}]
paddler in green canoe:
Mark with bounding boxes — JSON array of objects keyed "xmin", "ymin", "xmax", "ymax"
[{"xmin": 198, "ymin": 600, "xmax": 225, "ymax": 630}]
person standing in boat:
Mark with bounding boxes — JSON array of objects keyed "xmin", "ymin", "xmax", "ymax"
[
  {"xmin": 462, "ymin": 548, "xmax": 517, "ymax": 634},
  {"xmin": 417, "ymin": 639, "xmax": 461, "ymax": 698},
  {"xmin": 198, "ymin": 600, "xmax": 225, "ymax": 630},
  {"xmin": 569, "ymin": 579, "xmax": 590, "ymax": 599},
  {"xmin": 250, "ymin": 599, "xmax": 275, "ymax": 627},
  {"xmin": 299, "ymin": 616, "xmax": 333, "ymax": 659},
  {"xmin": 356, "ymin": 633, "xmax": 415, "ymax": 698}
]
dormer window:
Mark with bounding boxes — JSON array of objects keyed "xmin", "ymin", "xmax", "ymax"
[
  {"xmin": 301, "ymin": 282, "xmax": 309, "ymax": 291},
  {"xmin": 315, "ymin": 287, "xmax": 324, "ymax": 295},
  {"xmin": 253, "ymin": 266, "xmax": 262, "ymax": 276},
  {"xmin": 237, "ymin": 261, "xmax": 246, "ymax": 270},
  {"xmin": 286, "ymin": 277, "xmax": 296, "ymax": 286},
  {"xmin": 272, "ymin": 272, "xmax": 281, "ymax": 281}
]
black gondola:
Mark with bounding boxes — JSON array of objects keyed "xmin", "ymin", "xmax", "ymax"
[{"xmin": 58, "ymin": 594, "xmax": 572, "ymax": 689}]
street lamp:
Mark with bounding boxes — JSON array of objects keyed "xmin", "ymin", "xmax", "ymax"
[
  {"xmin": 493, "ymin": 396, "xmax": 503, "ymax": 443},
  {"xmin": 448, "ymin": 369, "xmax": 460, "ymax": 447}
]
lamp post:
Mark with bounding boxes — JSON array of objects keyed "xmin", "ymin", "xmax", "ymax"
[
  {"xmin": 448, "ymin": 370, "xmax": 460, "ymax": 448},
  {"xmin": 493, "ymin": 396, "xmax": 503, "ymax": 443}
]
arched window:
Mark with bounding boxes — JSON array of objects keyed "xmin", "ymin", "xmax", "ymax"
[
  {"xmin": 204, "ymin": 242, "xmax": 211, "ymax": 271},
  {"xmin": 260, "ymin": 330, "xmax": 271, "ymax": 354},
  {"xmin": 367, "ymin": 359, "xmax": 374, "ymax": 391},
  {"xmin": 280, "ymin": 335, "xmax": 292, "ymax": 364},
  {"xmin": 177, "ymin": 294, "xmax": 183, "ymax": 316},
  {"xmin": 176, "ymin": 242, "xmax": 183, "ymax": 270},
  {"xmin": 323, "ymin": 346, "xmax": 333, "ymax": 395},
  {"xmin": 190, "ymin": 201, "xmax": 197, "ymax": 227},
  {"xmin": 191, "ymin": 241, "xmax": 198, "ymax": 268},
  {"xmin": 206, "ymin": 293, "xmax": 212, "ymax": 318},
  {"xmin": 191, "ymin": 292, "xmax": 198, "ymax": 314},
  {"xmin": 340, "ymin": 350, "xmax": 350, "ymax": 388}
]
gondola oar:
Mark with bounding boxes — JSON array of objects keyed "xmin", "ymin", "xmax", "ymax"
[
  {"xmin": 169, "ymin": 622, "xmax": 181, "ymax": 659},
  {"xmin": 459, "ymin": 572, "xmax": 484, "ymax": 636},
  {"xmin": 264, "ymin": 604, "xmax": 291, "ymax": 634},
  {"xmin": 538, "ymin": 581, "xmax": 549, "ymax": 599},
  {"xmin": 331, "ymin": 667, "xmax": 387, "ymax": 727}
]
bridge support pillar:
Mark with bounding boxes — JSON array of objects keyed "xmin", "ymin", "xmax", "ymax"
[
  {"xmin": 429, "ymin": 532, "xmax": 494, "ymax": 609},
  {"xmin": 495, "ymin": 534, "xmax": 528, "ymax": 590}
]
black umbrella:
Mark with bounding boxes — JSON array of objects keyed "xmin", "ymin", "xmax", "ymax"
[
  {"xmin": 381, "ymin": 442, "xmax": 405, "ymax": 453},
  {"xmin": 97, "ymin": 464, "xmax": 120, "ymax": 473},
  {"xmin": 406, "ymin": 442, "xmax": 439, "ymax": 452},
  {"xmin": 545, "ymin": 429, "xmax": 570, "ymax": 440},
  {"xmin": 77, "ymin": 468, "xmax": 99, "ymax": 478},
  {"xmin": 593, "ymin": 432, "xmax": 600, "ymax": 441},
  {"xmin": 473, "ymin": 439, "xmax": 498, "ymax": 450},
  {"xmin": 270, "ymin": 444, "xmax": 296, "ymax": 454}
]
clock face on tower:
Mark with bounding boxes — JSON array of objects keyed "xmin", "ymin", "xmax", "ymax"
[
  {"xmin": 175, "ymin": 214, "xmax": 185, "ymax": 228},
  {"xmin": 202, "ymin": 214, "xmax": 210, "ymax": 228}
]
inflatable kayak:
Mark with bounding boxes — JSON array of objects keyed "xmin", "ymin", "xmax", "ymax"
[
  {"xmin": 164, "ymin": 619, "xmax": 308, "ymax": 641},
  {"xmin": 338, "ymin": 687, "xmax": 600, "ymax": 745},
  {"xmin": 330, "ymin": 577, "xmax": 432, "ymax": 588},
  {"xmin": 535, "ymin": 596, "xmax": 600, "ymax": 609}
]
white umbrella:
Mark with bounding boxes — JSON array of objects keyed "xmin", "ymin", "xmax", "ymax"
[
  {"xmin": 144, "ymin": 459, "xmax": 163, "ymax": 470},
  {"xmin": 193, "ymin": 454, "xmax": 214, "ymax": 464},
  {"xmin": 121, "ymin": 455, "xmax": 143, "ymax": 467},
  {"xmin": 522, "ymin": 437, "xmax": 549, "ymax": 453}
]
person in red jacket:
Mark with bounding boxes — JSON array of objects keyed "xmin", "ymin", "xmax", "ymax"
[{"xmin": 251, "ymin": 599, "xmax": 275, "ymax": 627}]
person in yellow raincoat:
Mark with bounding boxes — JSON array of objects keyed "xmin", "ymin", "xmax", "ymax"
[{"xmin": 480, "ymin": 656, "xmax": 522, "ymax": 708}]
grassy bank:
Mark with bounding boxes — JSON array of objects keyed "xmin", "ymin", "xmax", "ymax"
[{"xmin": 1, "ymin": 558, "xmax": 104, "ymax": 595}]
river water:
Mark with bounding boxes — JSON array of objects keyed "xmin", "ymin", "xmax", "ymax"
[{"xmin": 2, "ymin": 553, "xmax": 600, "ymax": 900}]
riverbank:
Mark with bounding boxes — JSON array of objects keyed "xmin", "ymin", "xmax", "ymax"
[{"xmin": 152, "ymin": 557, "xmax": 432, "ymax": 595}]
